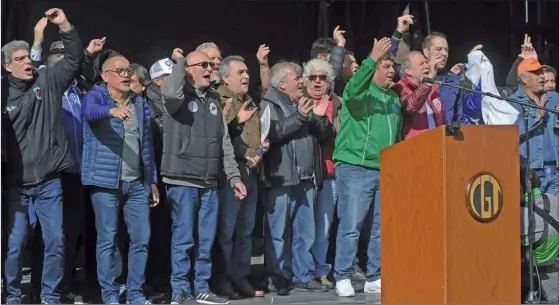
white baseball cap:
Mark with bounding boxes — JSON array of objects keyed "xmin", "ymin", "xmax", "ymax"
[{"xmin": 149, "ymin": 58, "xmax": 173, "ymax": 79}]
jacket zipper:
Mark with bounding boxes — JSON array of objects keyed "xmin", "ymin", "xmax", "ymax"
[
  {"xmin": 361, "ymin": 102, "xmax": 371, "ymax": 166},
  {"xmin": 203, "ymin": 99, "xmax": 209, "ymax": 184},
  {"xmin": 382, "ymin": 93, "xmax": 394, "ymax": 146}
]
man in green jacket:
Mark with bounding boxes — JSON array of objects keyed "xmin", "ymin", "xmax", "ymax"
[{"xmin": 332, "ymin": 37, "xmax": 402, "ymax": 297}]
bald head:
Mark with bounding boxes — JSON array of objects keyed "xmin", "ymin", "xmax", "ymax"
[
  {"xmin": 186, "ymin": 51, "xmax": 209, "ymax": 66},
  {"xmin": 101, "ymin": 55, "xmax": 132, "ymax": 94},
  {"xmin": 102, "ymin": 55, "xmax": 129, "ymax": 72},
  {"xmin": 185, "ymin": 51, "xmax": 212, "ymax": 90},
  {"xmin": 400, "ymin": 51, "xmax": 429, "ymax": 81}
]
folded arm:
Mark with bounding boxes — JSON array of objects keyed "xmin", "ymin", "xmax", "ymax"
[
  {"xmin": 343, "ymin": 57, "xmax": 376, "ymax": 106},
  {"xmin": 81, "ymin": 91, "xmax": 114, "ymax": 121}
]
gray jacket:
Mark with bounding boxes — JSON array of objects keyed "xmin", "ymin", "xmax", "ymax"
[
  {"xmin": 260, "ymin": 87, "xmax": 332, "ymax": 188},
  {"xmin": 160, "ymin": 57, "xmax": 241, "ymax": 188}
]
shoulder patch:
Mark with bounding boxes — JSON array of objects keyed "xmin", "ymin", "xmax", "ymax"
[{"xmin": 33, "ymin": 87, "xmax": 42, "ymax": 100}]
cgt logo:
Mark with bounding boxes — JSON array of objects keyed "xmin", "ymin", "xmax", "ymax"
[{"xmin": 466, "ymin": 173, "xmax": 503, "ymax": 223}]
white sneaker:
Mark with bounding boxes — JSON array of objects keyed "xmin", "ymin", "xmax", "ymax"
[
  {"xmin": 364, "ymin": 279, "xmax": 381, "ymax": 293},
  {"xmin": 335, "ymin": 279, "xmax": 355, "ymax": 297}
]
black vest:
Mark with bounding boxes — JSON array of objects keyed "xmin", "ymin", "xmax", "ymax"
[{"xmin": 161, "ymin": 89, "xmax": 224, "ymax": 185}]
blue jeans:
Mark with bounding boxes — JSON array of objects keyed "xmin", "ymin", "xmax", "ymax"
[
  {"xmin": 537, "ymin": 165, "xmax": 558, "ymax": 197},
  {"xmin": 334, "ymin": 164, "xmax": 381, "ymax": 282},
  {"xmin": 4, "ymin": 177, "xmax": 64, "ymax": 303},
  {"xmin": 264, "ymin": 181, "xmax": 316, "ymax": 283},
  {"xmin": 91, "ymin": 179, "xmax": 151, "ymax": 304},
  {"xmin": 217, "ymin": 174, "xmax": 258, "ymax": 285},
  {"xmin": 167, "ymin": 185, "xmax": 218, "ymax": 295},
  {"xmin": 311, "ymin": 178, "xmax": 337, "ymax": 277}
]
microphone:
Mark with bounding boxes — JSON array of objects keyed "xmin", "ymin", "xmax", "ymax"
[{"xmin": 419, "ymin": 76, "xmax": 438, "ymax": 84}]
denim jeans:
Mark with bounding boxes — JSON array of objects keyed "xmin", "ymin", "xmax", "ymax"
[
  {"xmin": 537, "ymin": 165, "xmax": 558, "ymax": 197},
  {"xmin": 167, "ymin": 185, "xmax": 218, "ymax": 295},
  {"xmin": 311, "ymin": 178, "xmax": 337, "ymax": 277},
  {"xmin": 91, "ymin": 179, "xmax": 151, "ymax": 303},
  {"xmin": 217, "ymin": 174, "xmax": 258, "ymax": 285},
  {"xmin": 264, "ymin": 181, "xmax": 316, "ymax": 283},
  {"xmin": 4, "ymin": 177, "xmax": 64, "ymax": 303},
  {"xmin": 334, "ymin": 164, "xmax": 381, "ymax": 282}
]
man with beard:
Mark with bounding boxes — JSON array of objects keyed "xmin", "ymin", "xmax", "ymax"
[
  {"xmin": 261, "ymin": 61, "xmax": 332, "ymax": 295},
  {"xmin": 392, "ymin": 51, "xmax": 445, "ymax": 139},
  {"xmin": 1, "ymin": 8, "xmax": 83, "ymax": 304},
  {"xmin": 543, "ymin": 66, "xmax": 556, "ymax": 92},
  {"xmin": 162, "ymin": 49, "xmax": 246, "ymax": 305},
  {"xmin": 214, "ymin": 55, "xmax": 267, "ymax": 299},
  {"xmin": 333, "ymin": 37, "xmax": 401, "ymax": 297},
  {"xmin": 197, "ymin": 42, "xmax": 222, "ymax": 89},
  {"xmin": 81, "ymin": 52, "xmax": 159, "ymax": 304},
  {"xmin": 509, "ymin": 58, "xmax": 558, "ymax": 197},
  {"xmin": 334, "ymin": 50, "xmax": 359, "ymax": 97}
]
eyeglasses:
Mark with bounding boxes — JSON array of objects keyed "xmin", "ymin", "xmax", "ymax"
[
  {"xmin": 104, "ymin": 68, "xmax": 133, "ymax": 77},
  {"xmin": 308, "ymin": 75, "xmax": 327, "ymax": 82},
  {"xmin": 188, "ymin": 61, "xmax": 215, "ymax": 69}
]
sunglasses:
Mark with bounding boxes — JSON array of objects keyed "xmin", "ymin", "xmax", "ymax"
[
  {"xmin": 308, "ymin": 75, "xmax": 327, "ymax": 82},
  {"xmin": 188, "ymin": 61, "xmax": 215, "ymax": 69}
]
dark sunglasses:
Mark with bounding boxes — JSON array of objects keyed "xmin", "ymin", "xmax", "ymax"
[
  {"xmin": 104, "ymin": 67, "xmax": 133, "ymax": 77},
  {"xmin": 188, "ymin": 61, "xmax": 215, "ymax": 69},
  {"xmin": 308, "ymin": 75, "xmax": 328, "ymax": 82}
]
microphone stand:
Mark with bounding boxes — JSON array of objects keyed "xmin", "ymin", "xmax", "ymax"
[{"xmin": 430, "ymin": 80, "xmax": 559, "ymax": 304}]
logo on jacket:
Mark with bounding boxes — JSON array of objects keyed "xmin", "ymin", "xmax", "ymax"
[
  {"xmin": 209, "ymin": 102, "xmax": 218, "ymax": 116},
  {"xmin": 188, "ymin": 101, "xmax": 198, "ymax": 113},
  {"xmin": 33, "ymin": 87, "xmax": 42, "ymax": 100},
  {"xmin": 466, "ymin": 172, "xmax": 503, "ymax": 223},
  {"xmin": 391, "ymin": 103, "xmax": 399, "ymax": 114},
  {"xmin": 432, "ymin": 98, "xmax": 442, "ymax": 111}
]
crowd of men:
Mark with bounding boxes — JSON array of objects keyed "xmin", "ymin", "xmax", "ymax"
[{"xmin": 1, "ymin": 7, "xmax": 558, "ymax": 305}]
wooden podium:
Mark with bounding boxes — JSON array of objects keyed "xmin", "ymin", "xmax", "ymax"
[{"xmin": 380, "ymin": 125, "xmax": 521, "ymax": 304}]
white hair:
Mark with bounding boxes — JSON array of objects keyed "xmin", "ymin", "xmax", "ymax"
[
  {"xmin": 196, "ymin": 42, "xmax": 220, "ymax": 52},
  {"xmin": 1, "ymin": 40, "xmax": 29, "ymax": 64},
  {"xmin": 517, "ymin": 72, "xmax": 530, "ymax": 87},
  {"xmin": 302, "ymin": 59, "xmax": 335, "ymax": 91},
  {"xmin": 270, "ymin": 61, "xmax": 302, "ymax": 87}
]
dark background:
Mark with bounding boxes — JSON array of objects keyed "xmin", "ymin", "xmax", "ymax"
[{"xmin": 2, "ymin": 0, "xmax": 558, "ymax": 91}]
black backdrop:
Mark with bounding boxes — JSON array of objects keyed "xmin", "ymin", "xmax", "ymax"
[{"xmin": 2, "ymin": 0, "xmax": 559, "ymax": 90}]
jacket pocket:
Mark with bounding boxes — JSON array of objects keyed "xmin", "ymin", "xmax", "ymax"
[{"xmin": 176, "ymin": 127, "xmax": 192, "ymax": 157}]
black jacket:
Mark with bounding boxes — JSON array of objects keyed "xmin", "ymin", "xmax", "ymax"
[
  {"xmin": 144, "ymin": 82, "xmax": 165, "ymax": 170},
  {"xmin": 259, "ymin": 87, "xmax": 332, "ymax": 189},
  {"xmin": 2, "ymin": 27, "xmax": 83, "ymax": 187}
]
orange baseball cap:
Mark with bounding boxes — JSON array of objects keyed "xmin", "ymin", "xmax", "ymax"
[{"xmin": 517, "ymin": 58, "xmax": 543, "ymax": 76}]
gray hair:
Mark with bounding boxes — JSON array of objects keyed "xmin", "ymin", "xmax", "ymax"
[
  {"xmin": 302, "ymin": 58, "xmax": 335, "ymax": 91},
  {"xmin": 196, "ymin": 42, "xmax": 220, "ymax": 52},
  {"xmin": 543, "ymin": 66, "xmax": 556, "ymax": 77},
  {"xmin": 130, "ymin": 63, "xmax": 151, "ymax": 87},
  {"xmin": 1, "ymin": 40, "xmax": 29, "ymax": 64},
  {"xmin": 46, "ymin": 54, "xmax": 64, "ymax": 67},
  {"xmin": 271, "ymin": 61, "xmax": 302, "ymax": 87},
  {"xmin": 219, "ymin": 55, "xmax": 245, "ymax": 78},
  {"xmin": 517, "ymin": 72, "xmax": 530, "ymax": 87},
  {"xmin": 399, "ymin": 51, "xmax": 423, "ymax": 77}
]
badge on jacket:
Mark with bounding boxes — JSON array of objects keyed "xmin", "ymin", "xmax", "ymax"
[
  {"xmin": 188, "ymin": 101, "xmax": 198, "ymax": 113},
  {"xmin": 209, "ymin": 102, "xmax": 218, "ymax": 116},
  {"xmin": 33, "ymin": 86, "xmax": 42, "ymax": 100},
  {"xmin": 432, "ymin": 98, "xmax": 442, "ymax": 112}
]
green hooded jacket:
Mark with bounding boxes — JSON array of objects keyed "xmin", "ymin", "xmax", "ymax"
[{"xmin": 333, "ymin": 57, "xmax": 402, "ymax": 170}]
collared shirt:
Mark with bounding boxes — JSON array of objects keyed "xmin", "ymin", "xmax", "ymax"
[{"xmin": 108, "ymin": 91, "xmax": 142, "ymax": 182}]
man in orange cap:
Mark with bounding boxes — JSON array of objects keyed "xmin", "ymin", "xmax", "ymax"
[{"xmin": 508, "ymin": 57, "xmax": 559, "ymax": 197}]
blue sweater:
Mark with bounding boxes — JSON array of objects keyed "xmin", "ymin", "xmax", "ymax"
[{"xmin": 81, "ymin": 84, "xmax": 157, "ymax": 191}]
